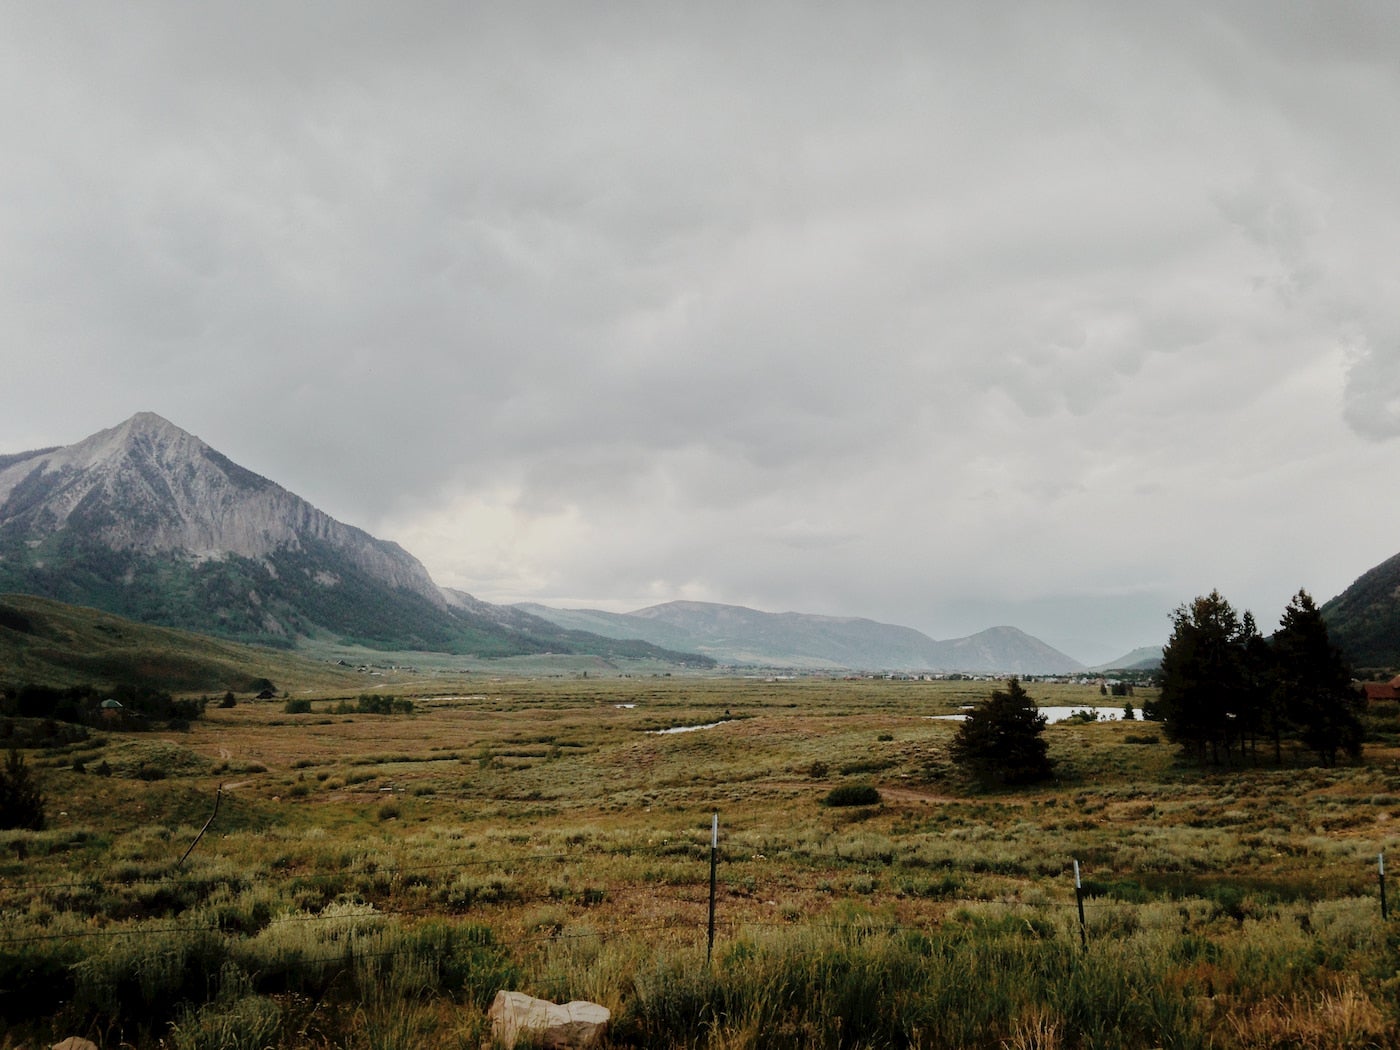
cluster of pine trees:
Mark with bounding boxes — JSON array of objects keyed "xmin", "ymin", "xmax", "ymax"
[{"xmin": 1147, "ymin": 589, "xmax": 1363, "ymax": 766}]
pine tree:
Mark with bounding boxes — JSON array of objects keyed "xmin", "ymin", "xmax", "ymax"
[
  {"xmin": 1272, "ymin": 589, "xmax": 1363, "ymax": 766},
  {"xmin": 949, "ymin": 678, "xmax": 1053, "ymax": 786},
  {"xmin": 0, "ymin": 748, "xmax": 46, "ymax": 831},
  {"xmin": 1156, "ymin": 591, "xmax": 1261, "ymax": 764}
]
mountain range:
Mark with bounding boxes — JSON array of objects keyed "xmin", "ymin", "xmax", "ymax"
[
  {"xmin": 516, "ymin": 600, "xmax": 1085, "ymax": 674},
  {"xmin": 8, "ymin": 412, "xmax": 1389, "ymax": 673}
]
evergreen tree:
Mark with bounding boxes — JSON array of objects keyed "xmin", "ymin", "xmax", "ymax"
[
  {"xmin": 0, "ymin": 748, "xmax": 46, "ymax": 831},
  {"xmin": 1272, "ymin": 589, "xmax": 1363, "ymax": 766},
  {"xmin": 1236, "ymin": 611, "xmax": 1274, "ymax": 762},
  {"xmin": 1157, "ymin": 591, "xmax": 1257, "ymax": 764},
  {"xmin": 949, "ymin": 678, "xmax": 1054, "ymax": 785}
]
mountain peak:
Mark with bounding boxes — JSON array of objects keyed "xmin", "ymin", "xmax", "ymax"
[
  {"xmin": 0, "ymin": 414, "xmax": 446, "ymax": 611},
  {"xmin": 61, "ymin": 412, "xmax": 208, "ymax": 472},
  {"xmin": 122, "ymin": 410, "xmax": 179, "ymax": 432},
  {"xmin": 114, "ymin": 411, "xmax": 191, "ymax": 445}
]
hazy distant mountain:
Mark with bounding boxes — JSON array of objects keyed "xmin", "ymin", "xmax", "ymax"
[
  {"xmin": 516, "ymin": 599, "xmax": 1085, "ymax": 674},
  {"xmin": 1089, "ymin": 646, "xmax": 1164, "ymax": 673},
  {"xmin": 0, "ymin": 413, "xmax": 710, "ymax": 665},
  {"xmin": 1321, "ymin": 552, "xmax": 1400, "ymax": 668}
]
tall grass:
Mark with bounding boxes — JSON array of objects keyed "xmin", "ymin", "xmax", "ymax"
[{"xmin": 6, "ymin": 676, "xmax": 1400, "ymax": 1046}]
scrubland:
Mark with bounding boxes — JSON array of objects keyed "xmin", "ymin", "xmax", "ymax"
[{"xmin": 4, "ymin": 675, "xmax": 1400, "ymax": 1048}]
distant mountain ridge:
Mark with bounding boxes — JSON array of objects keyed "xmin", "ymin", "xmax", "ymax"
[
  {"xmin": 515, "ymin": 600, "xmax": 1085, "ymax": 674},
  {"xmin": 0, "ymin": 413, "xmax": 710, "ymax": 665},
  {"xmin": 1089, "ymin": 646, "xmax": 1163, "ymax": 673}
]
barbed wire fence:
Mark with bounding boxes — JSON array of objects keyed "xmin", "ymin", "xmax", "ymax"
[{"xmin": 1, "ymin": 807, "xmax": 1392, "ymax": 960}]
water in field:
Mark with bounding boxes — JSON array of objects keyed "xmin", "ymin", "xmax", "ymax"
[
  {"xmin": 650, "ymin": 720, "xmax": 727, "ymax": 734},
  {"xmin": 931, "ymin": 705, "xmax": 1135, "ymax": 724}
]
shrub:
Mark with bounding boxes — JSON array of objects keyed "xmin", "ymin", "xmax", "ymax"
[
  {"xmin": 283, "ymin": 698, "xmax": 312, "ymax": 715},
  {"xmin": 821, "ymin": 784, "xmax": 882, "ymax": 807}
]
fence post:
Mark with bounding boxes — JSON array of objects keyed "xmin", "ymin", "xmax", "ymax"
[
  {"xmin": 1380, "ymin": 853, "xmax": 1388, "ymax": 921},
  {"xmin": 1073, "ymin": 859, "xmax": 1087, "ymax": 949},
  {"xmin": 707, "ymin": 812, "xmax": 718, "ymax": 966},
  {"xmin": 178, "ymin": 784, "xmax": 222, "ymax": 868}
]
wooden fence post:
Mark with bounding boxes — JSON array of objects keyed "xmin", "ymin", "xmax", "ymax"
[
  {"xmin": 1380, "ymin": 852, "xmax": 1388, "ymax": 921},
  {"xmin": 178, "ymin": 784, "xmax": 222, "ymax": 867},
  {"xmin": 707, "ymin": 812, "xmax": 719, "ymax": 966},
  {"xmin": 1073, "ymin": 859, "xmax": 1087, "ymax": 949}
]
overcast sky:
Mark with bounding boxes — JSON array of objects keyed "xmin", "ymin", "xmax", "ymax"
[{"xmin": 3, "ymin": 3, "xmax": 1398, "ymax": 663}]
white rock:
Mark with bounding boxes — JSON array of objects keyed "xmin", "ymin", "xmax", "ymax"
[{"xmin": 486, "ymin": 989, "xmax": 610, "ymax": 1049}]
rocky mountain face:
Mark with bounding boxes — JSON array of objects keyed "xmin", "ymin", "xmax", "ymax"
[
  {"xmin": 516, "ymin": 599, "xmax": 1085, "ymax": 674},
  {"xmin": 0, "ymin": 414, "xmax": 708, "ymax": 663},
  {"xmin": 0, "ymin": 412, "xmax": 444, "ymax": 604}
]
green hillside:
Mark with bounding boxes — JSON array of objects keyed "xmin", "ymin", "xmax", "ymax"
[
  {"xmin": 1320, "ymin": 552, "xmax": 1400, "ymax": 669},
  {"xmin": 0, "ymin": 593, "xmax": 364, "ymax": 694}
]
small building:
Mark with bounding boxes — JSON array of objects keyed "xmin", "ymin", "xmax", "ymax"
[{"xmin": 1360, "ymin": 681, "xmax": 1400, "ymax": 703}]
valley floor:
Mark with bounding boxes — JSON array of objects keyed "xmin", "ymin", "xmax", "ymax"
[{"xmin": 4, "ymin": 676, "xmax": 1400, "ymax": 1048}]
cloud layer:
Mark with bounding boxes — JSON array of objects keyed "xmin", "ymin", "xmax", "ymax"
[{"xmin": 3, "ymin": 3, "xmax": 1398, "ymax": 661}]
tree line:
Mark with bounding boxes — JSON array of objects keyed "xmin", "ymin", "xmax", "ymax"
[
  {"xmin": 1148, "ymin": 588, "xmax": 1363, "ymax": 766},
  {"xmin": 0, "ymin": 682, "xmax": 207, "ymax": 728},
  {"xmin": 948, "ymin": 588, "xmax": 1364, "ymax": 787}
]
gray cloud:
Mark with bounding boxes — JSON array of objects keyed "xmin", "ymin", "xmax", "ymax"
[
  {"xmin": 3, "ymin": 2, "xmax": 1399, "ymax": 662},
  {"xmin": 1343, "ymin": 332, "xmax": 1400, "ymax": 441}
]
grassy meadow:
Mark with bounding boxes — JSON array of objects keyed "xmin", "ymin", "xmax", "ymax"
[{"xmin": 5, "ymin": 674, "xmax": 1400, "ymax": 1048}]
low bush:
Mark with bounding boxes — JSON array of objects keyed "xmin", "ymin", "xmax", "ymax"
[{"xmin": 821, "ymin": 784, "xmax": 882, "ymax": 808}]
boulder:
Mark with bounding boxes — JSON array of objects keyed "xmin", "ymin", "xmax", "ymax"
[
  {"xmin": 486, "ymin": 990, "xmax": 610, "ymax": 1048},
  {"xmin": 53, "ymin": 1040, "xmax": 99, "ymax": 1050}
]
